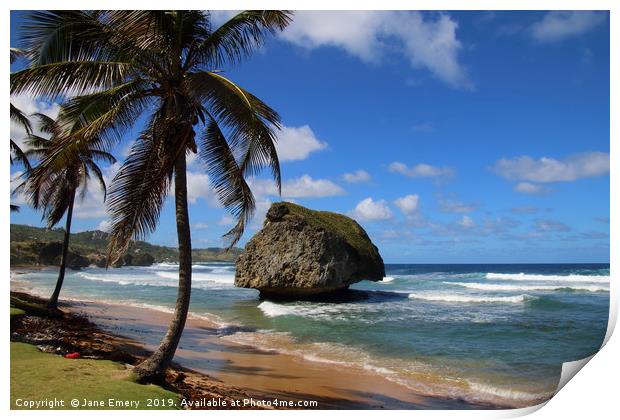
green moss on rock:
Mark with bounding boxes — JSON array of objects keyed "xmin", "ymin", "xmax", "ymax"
[{"xmin": 270, "ymin": 201, "xmax": 378, "ymax": 260}]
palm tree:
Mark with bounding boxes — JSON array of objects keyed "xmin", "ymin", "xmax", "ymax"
[
  {"xmin": 10, "ymin": 48, "xmax": 33, "ymax": 212},
  {"xmin": 11, "ymin": 10, "xmax": 292, "ymax": 382},
  {"xmin": 22, "ymin": 113, "xmax": 116, "ymax": 309}
]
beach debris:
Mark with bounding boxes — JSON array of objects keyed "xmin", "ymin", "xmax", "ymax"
[{"xmin": 235, "ymin": 202, "xmax": 385, "ymax": 299}]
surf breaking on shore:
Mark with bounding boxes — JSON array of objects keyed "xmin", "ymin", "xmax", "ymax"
[{"xmin": 10, "ymin": 263, "xmax": 610, "ymax": 409}]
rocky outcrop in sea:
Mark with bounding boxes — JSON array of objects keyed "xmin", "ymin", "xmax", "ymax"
[{"xmin": 235, "ymin": 202, "xmax": 385, "ymax": 299}]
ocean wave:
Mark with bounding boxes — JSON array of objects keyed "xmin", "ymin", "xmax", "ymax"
[
  {"xmin": 385, "ymin": 272, "xmax": 484, "ymax": 281},
  {"xmin": 146, "ymin": 262, "xmax": 235, "ymax": 271},
  {"xmin": 155, "ymin": 271, "xmax": 234, "ymax": 284},
  {"xmin": 257, "ymin": 301, "xmax": 354, "ymax": 318},
  {"xmin": 485, "ymin": 272, "xmax": 609, "ymax": 283},
  {"xmin": 445, "ymin": 282, "xmax": 609, "ymax": 293},
  {"xmin": 76, "ymin": 272, "xmax": 154, "ymax": 287},
  {"xmin": 75, "ymin": 270, "xmax": 234, "ymax": 289},
  {"xmin": 408, "ymin": 293, "xmax": 534, "ymax": 304},
  {"xmin": 466, "ymin": 381, "xmax": 553, "ymax": 404},
  {"xmin": 381, "ymin": 276, "xmax": 395, "ymax": 282}
]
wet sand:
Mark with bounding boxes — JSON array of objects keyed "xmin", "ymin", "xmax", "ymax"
[{"xmin": 63, "ymin": 299, "xmax": 496, "ymax": 409}]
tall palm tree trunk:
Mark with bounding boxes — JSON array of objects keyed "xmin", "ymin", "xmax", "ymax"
[
  {"xmin": 134, "ymin": 152, "xmax": 192, "ymax": 383},
  {"xmin": 48, "ymin": 189, "xmax": 76, "ymax": 309}
]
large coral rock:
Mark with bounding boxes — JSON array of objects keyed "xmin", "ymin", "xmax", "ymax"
[{"xmin": 235, "ymin": 202, "xmax": 385, "ymax": 298}]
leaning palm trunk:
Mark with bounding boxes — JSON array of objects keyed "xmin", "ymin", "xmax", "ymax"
[
  {"xmin": 48, "ymin": 188, "xmax": 76, "ymax": 309},
  {"xmin": 133, "ymin": 153, "xmax": 192, "ymax": 383}
]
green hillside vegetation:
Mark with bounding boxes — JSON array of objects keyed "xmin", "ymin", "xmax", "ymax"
[{"xmin": 11, "ymin": 224, "xmax": 242, "ymax": 267}]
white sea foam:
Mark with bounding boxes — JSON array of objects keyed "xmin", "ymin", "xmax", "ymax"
[
  {"xmin": 154, "ymin": 270, "xmax": 234, "ymax": 284},
  {"xmin": 408, "ymin": 293, "xmax": 533, "ymax": 304},
  {"xmin": 74, "ymin": 270, "xmax": 234, "ymax": 289},
  {"xmin": 381, "ymin": 276, "xmax": 395, "ymax": 282},
  {"xmin": 445, "ymin": 281, "xmax": 609, "ymax": 293},
  {"xmin": 257, "ymin": 301, "xmax": 299, "ymax": 317},
  {"xmin": 76, "ymin": 272, "xmax": 153, "ymax": 286},
  {"xmin": 485, "ymin": 272, "xmax": 609, "ymax": 283},
  {"xmin": 466, "ymin": 381, "xmax": 553, "ymax": 404},
  {"xmin": 257, "ymin": 301, "xmax": 350, "ymax": 318}
]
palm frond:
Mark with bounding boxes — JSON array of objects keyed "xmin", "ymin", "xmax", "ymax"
[
  {"xmin": 43, "ymin": 174, "xmax": 76, "ymax": 227},
  {"xmin": 195, "ymin": 11, "xmax": 292, "ymax": 68},
  {"xmin": 11, "ymin": 61, "xmax": 131, "ymax": 98},
  {"xmin": 10, "ymin": 47, "xmax": 26, "ymax": 64},
  {"xmin": 106, "ymin": 115, "xmax": 179, "ymax": 263},
  {"xmin": 186, "ymin": 71, "xmax": 281, "ymax": 191},
  {"xmin": 21, "ymin": 11, "xmax": 118, "ymax": 65},
  {"xmin": 88, "ymin": 150, "xmax": 117, "ymax": 165},
  {"xmin": 10, "ymin": 139, "xmax": 31, "ymax": 170},
  {"xmin": 21, "ymin": 113, "xmax": 112, "ymax": 228},
  {"xmin": 30, "ymin": 112, "xmax": 63, "ymax": 137},
  {"xmin": 59, "ymin": 80, "xmax": 151, "ymax": 150},
  {"xmin": 200, "ymin": 117, "xmax": 255, "ymax": 246},
  {"xmin": 86, "ymin": 160, "xmax": 109, "ymax": 200},
  {"xmin": 106, "ymin": 11, "xmax": 175, "ymax": 53},
  {"xmin": 23, "ymin": 134, "xmax": 52, "ymax": 160},
  {"xmin": 10, "ymin": 103, "xmax": 33, "ymax": 134}
]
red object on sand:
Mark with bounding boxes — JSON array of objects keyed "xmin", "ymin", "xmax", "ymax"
[{"xmin": 65, "ymin": 352, "xmax": 80, "ymax": 359}]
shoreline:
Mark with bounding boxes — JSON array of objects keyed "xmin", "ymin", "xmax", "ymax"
[
  {"xmin": 10, "ymin": 285, "xmax": 505, "ymax": 410},
  {"xmin": 66, "ymin": 298, "xmax": 501, "ymax": 409}
]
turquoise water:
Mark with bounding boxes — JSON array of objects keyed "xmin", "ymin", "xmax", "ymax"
[{"xmin": 11, "ymin": 263, "xmax": 609, "ymax": 407}]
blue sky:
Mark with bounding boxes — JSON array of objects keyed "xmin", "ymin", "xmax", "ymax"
[{"xmin": 10, "ymin": 10, "xmax": 610, "ymax": 263}]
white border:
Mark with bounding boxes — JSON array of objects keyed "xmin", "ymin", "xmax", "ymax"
[{"xmin": 3, "ymin": 1, "xmax": 617, "ymax": 419}]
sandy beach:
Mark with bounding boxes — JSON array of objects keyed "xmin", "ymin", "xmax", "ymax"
[{"xmin": 59, "ymin": 297, "xmax": 492, "ymax": 410}]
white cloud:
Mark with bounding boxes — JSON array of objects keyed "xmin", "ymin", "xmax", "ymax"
[
  {"xmin": 193, "ymin": 223, "xmax": 209, "ymax": 230},
  {"xmin": 276, "ymin": 125, "xmax": 327, "ymax": 161},
  {"xmin": 185, "ymin": 172, "xmax": 220, "ymax": 206},
  {"xmin": 209, "ymin": 10, "xmax": 239, "ymax": 26},
  {"xmin": 493, "ymin": 152, "xmax": 609, "ymax": 183},
  {"xmin": 97, "ymin": 220, "xmax": 112, "ymax": 232},
  {"xmin": 389, "ymin": 161, "xmax": 454, "ymax": 179},
  {"xmin": 349, "ymin": 197, "xmax": 393, "ymax": 221},
  {"xmin": 438, "ymin": 196, "xmax": 477, "ymax": 213},
  {"xmin": 343, "ymin": 169, "xmax": 371, "ymax": 184},
  {"xmin": 535, "ymin": 218, "xmax": 570, "ymax": 232},
  {"xmin": 458, "ymin": 215, "xmax": 475, "ymax": 229},
  {"xmin": 389, "ymin": 12, "xmax": 471, "ymax": 89},
  {"xmin": 249, "ymin": 175, "xmax": 345, "ymax": 199},
  {"xmin": 74, "ymin": 162, "xmax": 120, "ymax": 219},
  {"xmin": 74, "ymin": 185, "xmax": 108, "ymax": 219},
  {"xmin": 218, "ymin": 214, "xmax": 234, "ymax": 226},
  {"xmin": 10, "ymin": 95, "xmax": 61, "ymax": 150},
  {"xmin": 280, "ymin": 11, "xmax": 386, "ymax": 62},
  {"xmin": 394, "ymin": 194, "xmax": 419, "ymax": 216},
  {"xmin": 514, "ymin": 182, "xmax": 551, "ymax": 195},
  {"xmin": 282, "ymin": 175, "xmax": 345, "ymax": 198},
  {"xmin": 253, "ymin": 198, "xmax": 274, "ymax": 227},
  {"xmin": 10, "ymin": 171, "xmax": 27, "ymax": 206},
  {"xmin": 280, "ymin": 11, "xmax": 471, "ymax": 89},
  {"xmin": 480, "ymin": 216, "xmax": 520, "ymax": 235},
  {"xmin": 531, "ymin": 11, "xmax": 607, "ymax": 43}
]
